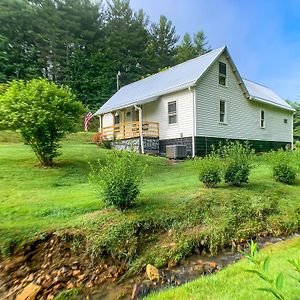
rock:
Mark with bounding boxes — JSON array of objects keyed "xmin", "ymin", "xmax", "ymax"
[
  {"xmin": 67, "ymin": 281, "xmax": 75, "ymax": 289},
  {"xmin": 131, "ymin": 281, "xmax": 151, "ymax": 299},
  {"xmin": 46, "ymin": 294, "xmax": 54, "ymax": 300},
  {"xmin": 146, "ymin": 264, "xmax": 160, "ymax": 282},
  {"xmin": 86, "ymin": 281, "xmax": 94, "ymax": 288},
  {"xmin": 204, "ymin": 261, "xmax": 217, "ymax": 273},
  {"xmin": 16, "ymin": 283, "xmax": 42, "ymax": 300},
  {"xmin": 60, "ymin": 266, "xmax": 68, "ymax": 274},
  {"xmin": 72, "ymin": 270, "xmax": 81, "ymax": 276},
  {"xmin": 167, "ymin": 260, "xmax": 177, "ymax": 268}
]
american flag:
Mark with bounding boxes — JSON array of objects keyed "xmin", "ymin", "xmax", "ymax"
[{"xmin": 84, "ymin": 111, "xmax": 93, "ymax": 132}]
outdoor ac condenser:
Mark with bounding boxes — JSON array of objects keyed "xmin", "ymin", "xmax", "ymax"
[{"xmin": 166, "ymin": 145, "xmax": 187, "ymax": 159}]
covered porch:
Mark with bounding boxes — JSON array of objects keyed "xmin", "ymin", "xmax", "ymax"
[{"xmin": 97, "ymin": 105, "xmax": 160, "ymax": 154}]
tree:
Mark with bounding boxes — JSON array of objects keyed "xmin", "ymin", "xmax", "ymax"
[
  {"xmin": 0, "ymin": 79, "xmax": 85, "ymax": 166},
  {"xmin": 148, "ymin": 15, "xmax": 179, "ymax": 72},
  {"xmin": 175, "ymin": 33, "xmax": 197, "ymax": 64},
  {"xmin": 175, "ymin": 31, "xmax": 210, "ymax": 64}
]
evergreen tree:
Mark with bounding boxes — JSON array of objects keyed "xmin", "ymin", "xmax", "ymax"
[
  {"xmin": 175, "ymin": 33, "xmax": 197, "ymax": 64},
  {"xmin": 148, "ymin": 15, "xmax": 179, "ymax": 72},
  {"xmin": 194, "ymin": 31, "xmax": 210, "ymax": 55}
]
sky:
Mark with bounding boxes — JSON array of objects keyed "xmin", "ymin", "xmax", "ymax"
[{"xmin": 130, "ymin": 0, "xmax": 300, "ymax": 102}]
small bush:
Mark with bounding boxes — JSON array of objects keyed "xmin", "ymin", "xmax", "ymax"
[
  {"xmin": 198, "ymin": 154, "xmax": 223, "ymax": 188},
  {"xmin": 220, "ymin": 141, "xmax": 254, "ymax": 186},
  {"xmin": 90, "ymin": 150, "xmax": 144, "ymax": 210},
  {"xmin": 92, "ymin": 132, "xmax": 111, "ymax": 149},
  {"xmin": 271, "ymin": 150, "xmax": 297, "ymax": 184}
]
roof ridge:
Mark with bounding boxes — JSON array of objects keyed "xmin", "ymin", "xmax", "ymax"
[{"xmin": 119, "ymin": 46, "xmax": 226, "ymax": 90}]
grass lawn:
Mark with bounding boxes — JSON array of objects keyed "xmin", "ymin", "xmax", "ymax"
[
  {"xmin": 0, "ymin": 132, "xmax": 299, "ymax": 276},
  {"xmin": 147, "ymin": 236, "xmax": 300, "ymax": 300}
]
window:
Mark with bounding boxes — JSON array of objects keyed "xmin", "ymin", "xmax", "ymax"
[
  {"xmin": 219, "ymin": 62, "xmax": 227, "ymax": 86},
  {"xmin": 284, "ymin": 118, "xmax": 288, "ymax": 124},
  {"xmin": 260, "ymin": 110, "xmax": 265, "ymax": 128},
  {"xmin": 219, "ymin": 100, "xmax": 226, "ymax": 123},
  {"xmin": 168, "ymin": 101, "xmax": 177, "ymax": 124},
  {"xmin": 114, "ymin": 114, "xmax": 120, "ymax": 124}
]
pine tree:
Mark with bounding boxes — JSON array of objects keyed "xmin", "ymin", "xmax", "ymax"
[{"xmin": 148, "ymin": 15, "xmax": 179, "ymax": 72}]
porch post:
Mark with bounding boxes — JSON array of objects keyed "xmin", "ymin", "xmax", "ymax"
[
  {"xmin": 121, "ymin": 110, "xmax": 126, "ymax": 139},
  {"xmin": 111, "ymin": 112, "xmax": 115, "ymax": 139},
  {"xmin": 99, "ymin": 114, "xmax": 103, "ymax": 134},
  {"xmin": 136, "ymin": 105, "xmax": 144, "ymax": 154}
]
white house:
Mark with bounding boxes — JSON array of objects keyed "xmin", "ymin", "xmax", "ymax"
[{"xmin": 94, "ymin": 46, "xmax": 294, "ymax": 156}]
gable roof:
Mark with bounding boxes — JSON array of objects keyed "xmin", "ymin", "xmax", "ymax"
[
  {"xmin": 95, "ymin": 46, "xmax": 294, "ymax": 115},
  {"xmin": 95, "ymin": 47, "xmax": 230, "ymax": 115},
  {"xmin": 243, "ymin": 79, "xmax": 294, "ymax": 111}
]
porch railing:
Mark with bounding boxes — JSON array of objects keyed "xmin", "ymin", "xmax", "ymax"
[{"xmin": 101, "ymin": 121, "xmax": 159, "ymax": 140}]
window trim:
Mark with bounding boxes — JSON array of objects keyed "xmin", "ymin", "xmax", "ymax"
[
  {"xmin": 218, "ymin": 61, "xmax": 227, "ymax": 87},
  {"xmin": 219, "ymin": 100, "xmax": 227, "ymax": 124},
  {"xmin": 260, "ymin": 110, "xmax": 265, "ymax": 128},
  {"xmin": 168, "ymin": 100, "xmax": 177, "ymax": 125}
]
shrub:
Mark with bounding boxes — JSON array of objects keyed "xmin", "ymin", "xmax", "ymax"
[
  {"xmin": 92, "ymin": 132, "xmax": 111, "ymax": 149},
  {"xmin": 198, "ymin": 154, "xmax": 223, "ymax": 188},
  {"xmin": 0, "ymin": 79, "xmax": 84, "ymax": 166},
  {"xmin": 90, "ymin": 150, "xmax": 144, "ymax": 210},
  {"xmin": 220, "ymin": 141, "xmax": 254, "ymax": 186},
  {"xmin": 271, "ymin": 150, "xmax": 297, "ymax": 184}
]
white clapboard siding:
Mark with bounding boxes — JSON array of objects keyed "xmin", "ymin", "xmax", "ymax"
[
  {"xmin": 196, "ymin": 53, "xmax": 293, "ymax": 143},
  {"xmin": 142, "ymin": 88, "xmax": 194, "ymax": 140}
]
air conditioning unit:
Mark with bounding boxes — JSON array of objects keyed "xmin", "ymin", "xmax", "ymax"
[{"xmin": 166, "ymin": 145, "xmax": 187, "ymax": 159}]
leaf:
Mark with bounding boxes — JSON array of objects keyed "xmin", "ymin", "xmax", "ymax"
[
  {"xmin": 276, "ymin": 273, "xmax": 284, "ymax": 290},
  {"xmin": 263, "ymin": 256, "xmax": 270, "ymax": 272},
  {"xmin": 257, "ymin": 288, "xmax": 285, "ymax": 300},
  {"xmin": 246, "ymin": 270, "xmax": 271, "ymax": 283}
]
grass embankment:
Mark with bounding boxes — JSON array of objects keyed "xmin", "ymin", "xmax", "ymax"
[
  {"xmin": 0, "ymin": 131, "xmax": 299, "ymax": 276},
  {"xmin": 147, "ymin": 237, "xmax": 300, "ymax": 300}
]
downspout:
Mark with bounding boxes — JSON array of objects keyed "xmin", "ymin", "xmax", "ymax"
[
  {"xmin": 189, "ymin": 86, "xmax": 196, "ymax": 157},
  {"xmin": 134, "ymin": 105, "xmax": 144, "ymax": 154}
]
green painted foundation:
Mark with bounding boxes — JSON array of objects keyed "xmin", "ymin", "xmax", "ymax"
[{"xmin": 195, "ymin": 136, "xmax": 290, "ymax": 156}]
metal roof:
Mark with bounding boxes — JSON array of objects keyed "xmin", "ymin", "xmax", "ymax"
[
  {"xmin": 243, "ymin": 79, "xmax": 294, "ymax": 111},
  {"xmin": 95, "ymin": 46, "xmax": 294, "ymax": 115},
  {"xmin": 95, "ymin": 47, "xmax": 225, "ymax": 115}
]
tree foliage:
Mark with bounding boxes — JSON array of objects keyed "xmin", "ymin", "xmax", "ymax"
[
  {"xmin": 0, "ymin": 78, "xmax": 84, "ymax": 166},
  {"xmin": 0, "ymin": 0, "xmax": 210, "ymax": 110}
]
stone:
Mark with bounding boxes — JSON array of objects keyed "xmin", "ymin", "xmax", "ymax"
[
  {"xmin": 16, "ymin": 283, "xmax": 42, "ymax": 300},
  {"xmin": 67, "ymin": 281, "xmax": 75, "ymax": 289},
  {"xmin": 86, "ymin": 281, "xmax": 94, "ymax": 288},
  {"xmin": 146, "ymin": 264, "xmax": 160, "ymax": 282},
  {"xmin": 131, "ymin": 281, "xmax": 151, "ymax": 299},
  {"xmin": 72, "ymin": 270, "xmax": 81, "ymax": 276},
  {"xmin": 204, "ymin": 261, "xmax": 217, "ymax": 273},
  {"xmin": 46, "ymin": 294, "xmax": 54, "ymax": 300},
  {"xmin": 167, "ymin": 260, "xmax": 177, "ymax": 268}
]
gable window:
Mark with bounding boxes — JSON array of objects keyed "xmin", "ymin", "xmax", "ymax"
[
  {"xmin": 219, "ymin": 100, "xmax": 226, "ymax": 123},
  {"xmin": 168, "ymin": 101, "xmax": 177, "ymax": 124},
  {"xmin": 219, "ymin": 62, "xmax": 227, "ymax": 86},
  {"xmin": 284, "ymin": 118, "xmax": 288, "ymax": 124},
  {"xmin": 260, "ymin": 110, "xmax": 265, "ymax": 128}
]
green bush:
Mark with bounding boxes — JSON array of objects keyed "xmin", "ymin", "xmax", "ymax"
[
  {"xmin": 271, "ymin": 150, "xmax": 297, "ymax": 184},
  {"xmin": 90, "ymin": 150, "xmax": 144, "ymax": 210},
  {"xmin": 198, "ymin": 154, "xmax": 223, "ymax": 188},
  {"xmin": 218, "ymin": 141, "xmax": 254, "ymax": 186}
]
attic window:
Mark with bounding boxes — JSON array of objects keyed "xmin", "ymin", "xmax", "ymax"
[
  {"xmin": 219, "ymin": 62, "xmax": 227, "ymax": 86},
  {"xmin": 284, "ymin": 118, "xmax": 288, "ymax": 124},
  {"xmin": 260, "ymin": 110, "xmax": 265, "ymax": 128},
  {"xmin": 168, "ymin": 101, "xmax": 177, "ymax": 124}
]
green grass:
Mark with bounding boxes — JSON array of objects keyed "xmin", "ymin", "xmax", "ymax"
[
  {"xmin": 0, "ymin": 132, "xmax": 299, "ymax": 277},
  {"xmin": 147, "ymin": 237, "xmax": 300, "ymax": 300}
]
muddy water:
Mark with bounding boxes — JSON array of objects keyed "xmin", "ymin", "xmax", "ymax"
[{"xmin": 88, "ymin": 234, "xmax": 299, "ymax": 300}]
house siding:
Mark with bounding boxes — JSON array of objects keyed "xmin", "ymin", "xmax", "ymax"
[
  {"xmin": 195, "ymin": 53, "xmax": 293, "ymax": 146},
  {"xmin": 142, "ymin": 88, "xmax": 194, "ymax": 140}
]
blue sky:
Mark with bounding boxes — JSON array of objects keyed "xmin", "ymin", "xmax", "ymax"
[{"xmin": 130, "ymin": 0, "xmax": 300, "ymax": 102}]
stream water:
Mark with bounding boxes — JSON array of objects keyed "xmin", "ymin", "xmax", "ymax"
[{"xmin": 85, "ymin": 234, "xmax": 299, "ymax": 299}]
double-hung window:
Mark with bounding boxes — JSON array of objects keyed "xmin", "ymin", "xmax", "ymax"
[
  {"xmin": 260, "ymin": 110, "xmax": 265, "ymax": 128},
  {"xmin": 219, "ymin": 62, "xmax": 227, "ymax": 86},
  {"xmin": 219, "ymin": 100, "xmax": 226, "ymax": 123},
  {"xmin": 168, "ymin": 101, "xmax": 177, "ymax": 124}
]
